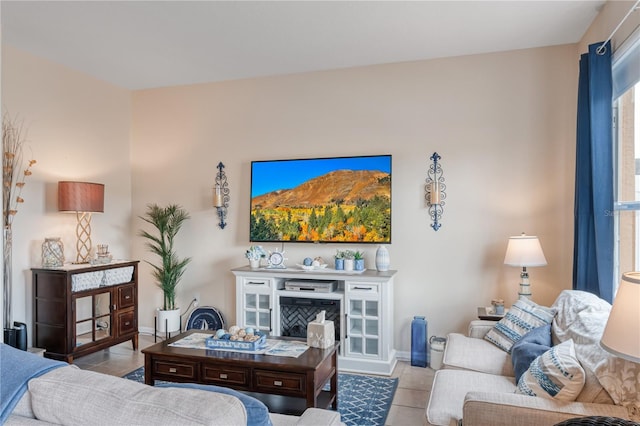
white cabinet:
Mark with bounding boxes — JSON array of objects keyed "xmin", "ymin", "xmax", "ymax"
[
  {"xmin": 345, "ymin": 282, "xmax": 381, "ymax": 358},
  {"xmin": 236, "ymin": 277, "xmax": 274, "ymax": 333},
  {"xmin": 232, "ymin": 267, "xmax": 397, "ymax": 376}
]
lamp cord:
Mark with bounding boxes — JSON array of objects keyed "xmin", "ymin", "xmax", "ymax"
[{"xmin": 180, "ymin": 298, "xmax": 198, "ymax": 329}]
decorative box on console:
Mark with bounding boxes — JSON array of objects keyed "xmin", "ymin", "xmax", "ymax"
[{"xmin": 307, "ymin": 311, "xmax": 335, "ymax": 349}]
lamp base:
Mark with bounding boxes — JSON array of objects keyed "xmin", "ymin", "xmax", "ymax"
[
  {"xmin": 75, "ymin": 211, "xmax": 93, "ymax": 263},
  {"xmin": 518, "ymin": 268, "xmax": 531, "ymax": 300}
]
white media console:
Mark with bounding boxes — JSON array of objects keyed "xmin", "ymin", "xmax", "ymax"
[{"xmin": 232, "ymin": 266, "xmax": 397, "ymax": 376}]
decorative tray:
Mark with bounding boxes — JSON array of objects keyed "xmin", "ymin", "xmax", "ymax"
[
  {"xmin": 296, "ymin": 263, "xmax": 328, "ymax": 271},
  {"xmin": 205, "ymin": 332, "xmax": 266, "ymax": 351},
  {"xmin": 477, "ymin": 306, "xmax": 509, "ymax": 320}
]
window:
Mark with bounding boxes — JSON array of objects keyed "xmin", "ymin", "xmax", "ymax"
[{"xmin": 613, "ymin": 29, "xmax": 640, "ymax": 294}]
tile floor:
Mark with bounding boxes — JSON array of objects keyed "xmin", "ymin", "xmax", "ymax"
[{"xmin": 74, "ymin": 333, "xmax": 434, "ymax": 426}]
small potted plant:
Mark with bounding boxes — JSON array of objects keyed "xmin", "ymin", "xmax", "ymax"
[
  {"xmin": 334, "ymin": 250, "xmax": 345, "ymax": 270},
  {"xmin": 343, "ymin": 250, "xmax": 355, "ymax": 271},
  {"xmin": 353, "ymin": 250, "xmax": 365, "ymax": 271},
  {"xmin": 246, "ymin": 245, "xmax": 266, "ymax": 269}
]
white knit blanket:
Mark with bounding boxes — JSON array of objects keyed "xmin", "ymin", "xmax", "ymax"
[{"xmin": 552, "ymin": 290, "xmax": 639, "ymax": 421}]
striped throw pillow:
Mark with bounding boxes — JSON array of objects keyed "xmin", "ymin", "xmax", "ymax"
[
  {"xmin": 484, "ymin": 298, "xmax": 556, "ymax": 353},
  {"xmin": 516, "ymin": 339, "xmax": 586, "ymax": 401}
]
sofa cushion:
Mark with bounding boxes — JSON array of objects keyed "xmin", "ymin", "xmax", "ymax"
[
  {"xmin": 443, "ymin": 333, "xmax": 515, "ymax": 377},
  {"xmin": 157, "ymin": 382, "xmax": 271, "ymax": 426},
  {"xmin": 28, "ymin": 366, "xmax": 247, "ymax": 425},
  {"xmin": 516, "ymin": 339, "xmax": 586, "ymax": 402},
  {"xmin": 426, "ymin": 369, "xmax": 516, "ymax": 426},
  {"xmin": 485, "ymin": 298, "xmax": 556, "ymax": 353},
  {"xmin": 511, "ymin": 324, "xmax": 552, "ymax": 383}
]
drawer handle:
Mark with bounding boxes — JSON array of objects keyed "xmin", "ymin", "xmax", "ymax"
[
  {"xmin": 273, "ymin": 380, "xmax": 282, "ymax": 386},
  {"xmin": 124, "ymin": 321, "xmax": 130, "ymax": 326},
  {"xmin": 169, "ymin": 367, "xmax": 177, "ymax": 373},
  {"xmin": 247, "ymin": 281, "xmax": 265, "ymax": 285},
  {"xmin": 125, "ymin": 295, "xmax": 131, "ymax": 299},
  {"xmin": 220, "ymin": 373, "xmax": 228, "ymax": 379},
  {"xmin": 353, "ymin": 286, "xmax": 373, "ymax": 291}
]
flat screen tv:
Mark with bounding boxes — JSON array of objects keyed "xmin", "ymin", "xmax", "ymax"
[{"xmin": 250, "ymin": 155, "xmax": 391, "ymax": 244}]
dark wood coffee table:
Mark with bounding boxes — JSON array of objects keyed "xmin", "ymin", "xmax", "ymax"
[{"xmin": 142, "ymin": 330, "xmax": 338, "ymax": 414}]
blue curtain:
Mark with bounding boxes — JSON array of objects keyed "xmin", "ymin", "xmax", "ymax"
[{"xmin": 573, "ymin": 41, "xmax": 614, "ymax": 303}]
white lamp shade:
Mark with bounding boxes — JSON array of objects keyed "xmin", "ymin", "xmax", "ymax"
[
  {"xmin": 600, "ymin": 272, "xmax": 640, "ymax": 363},
  {"xmin": 503, "ymin": 234, "xmax": 547, "ymax": 267}
]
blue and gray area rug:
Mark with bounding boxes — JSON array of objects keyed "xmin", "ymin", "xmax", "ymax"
[{"xmin": 124, "ymin": 367, "xmax": 398, "ymax": 426}]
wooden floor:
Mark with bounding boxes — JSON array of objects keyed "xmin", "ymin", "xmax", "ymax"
[{"xmin": 74, "ymin": 333, "xmax": 434, "ymax": 425}]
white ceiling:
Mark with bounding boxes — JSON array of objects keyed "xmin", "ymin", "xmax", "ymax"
[{"xmin": 1, "ymin": 1, "xmax": 605, "ymax": 90}]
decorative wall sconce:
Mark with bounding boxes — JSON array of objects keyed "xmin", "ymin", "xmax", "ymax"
[
  {"xmin": 425, "ymin": 152, "xmax": 446, "ymax": 231},
  {"xmin": 58, "ymin": 181, "xmax": 105, "ymax": 263},
  {"xmin": 213, "ymin": 162, "xmax": 229, "ymax": 229}
]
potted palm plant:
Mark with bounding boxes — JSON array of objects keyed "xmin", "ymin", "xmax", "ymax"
[{"xmin": 139, "ymin": 204, "xmax": 191, "ymax": 333}]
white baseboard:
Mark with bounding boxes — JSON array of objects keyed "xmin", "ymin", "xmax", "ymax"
[{"xmin": 396, "ymin": 350, "xmax": 410, "ymax": 361}]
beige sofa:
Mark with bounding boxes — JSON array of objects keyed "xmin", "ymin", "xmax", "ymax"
[
  {"xmin": 6, "ymin": 365, "xmax": 342, "ymax": 425},
  {"xmin": 426, "ymin": 290, "xmax": 638, "ymax": 426}
]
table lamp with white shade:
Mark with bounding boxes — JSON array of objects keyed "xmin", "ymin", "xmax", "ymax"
[
  {"xmin": 504, "ymin": 233, "xmax": 547, "ymax": 300},
  {"xmin": 600, "ymin": 272, "xmax": 640, "ymax": 363}
]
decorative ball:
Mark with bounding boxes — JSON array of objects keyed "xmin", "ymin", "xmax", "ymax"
[
  {"xmin": 237, "ymin": 329, "xmax": 247, "ymax": 337},
  {"xmin": 222, "ymin": 333, "xmax": 231, "ymax": 340},
  {"xmin": 216, "ymin": 329, "xmax": 226, "ymax": 338},
  {"xmin": 230, "ymin": 335, "xmax": 238, "ymax": 341},
  {"xmin": 229, "ymin": 325, "xmax": 240, "ymax": 335},
  {"xmin": 312, "ymin": 260, "xmax": 320, "ymax": 267},
  {"xmin": 303, "ymin": 257, "xmax": 313, "ymax": 266},
  {"xmin": 245, "ymin": 327, "xmax": 255, "ymax": 335}
]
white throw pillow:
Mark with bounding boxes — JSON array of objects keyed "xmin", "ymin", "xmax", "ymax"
[
  {"xmin": 516, "ymin": 339, "xmax": 586, "ymax": 402},
  {"xmin": 484, "ymin": 298, "xmax": 556, "ymax": 353}
]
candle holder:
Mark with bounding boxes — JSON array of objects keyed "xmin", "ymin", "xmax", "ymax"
[
  {"xmin": 214, "ymin": 162, "xmax": 230, "ymax": 229},
  {"xmin": 425, "ymin": 152, "xmax": 446, "ymax": 231}
]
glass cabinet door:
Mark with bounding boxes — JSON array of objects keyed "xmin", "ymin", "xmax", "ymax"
[
  {"xmin": 346, "ymin": 297, "xmax": 380, "ymax": 358},
  {"xmin": 243, "ymin": 292, "xmax": 272, "ymax": 332},
  {"xmin": 75, "ymin": 290, "xmax": 112, "ymax": 347}
]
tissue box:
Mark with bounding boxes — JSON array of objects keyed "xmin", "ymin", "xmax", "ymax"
[{"xmin": 307, "ymin": 320, "xmax": 335, "ymax": 349}]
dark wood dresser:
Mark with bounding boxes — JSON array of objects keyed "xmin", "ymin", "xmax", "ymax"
[{"xmin": 31, "ymin": 260, "xmax": 139, "ymax": 363}]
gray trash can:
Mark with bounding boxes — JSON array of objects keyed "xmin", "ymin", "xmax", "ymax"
[{"xmin": 429, "ymin": 336, "xmax": 446, "ymax": 370}]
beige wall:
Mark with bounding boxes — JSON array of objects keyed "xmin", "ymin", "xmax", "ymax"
[
  {"xmin": 131, "ymin": 44, "xmax": 578, "ymax": 354},
  {"xmin": 1, "ymin": 45, "xmax": 132, "ymax": 338}
]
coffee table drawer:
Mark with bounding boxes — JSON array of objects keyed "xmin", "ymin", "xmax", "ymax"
[
  {"xmin": 254, "ymin": 370, "xmax": 305, "ymax": 394},
  {"xmin": 202, "ymin": 365, "xmax": 249, "ymax": 387},
  {"xmin": 152, "ymin": 359, "xmax": 197, "ymax": 380}
]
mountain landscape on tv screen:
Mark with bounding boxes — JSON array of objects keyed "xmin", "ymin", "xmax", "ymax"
[{"xmin": 250, "ymin": 170, "xmax": 391, "ymax": 242}]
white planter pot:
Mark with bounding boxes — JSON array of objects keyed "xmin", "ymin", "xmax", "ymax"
[
  {"xmin": 344, "ymin": 259, "xmax": 354, "ymax": 271},
  {"xmin": 249, "ymin": 259, "xmax": 261, "ymax": 269},
  {"xmin": 157, "ymin": 307, "xmax": 181, "ymax": 332}
]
